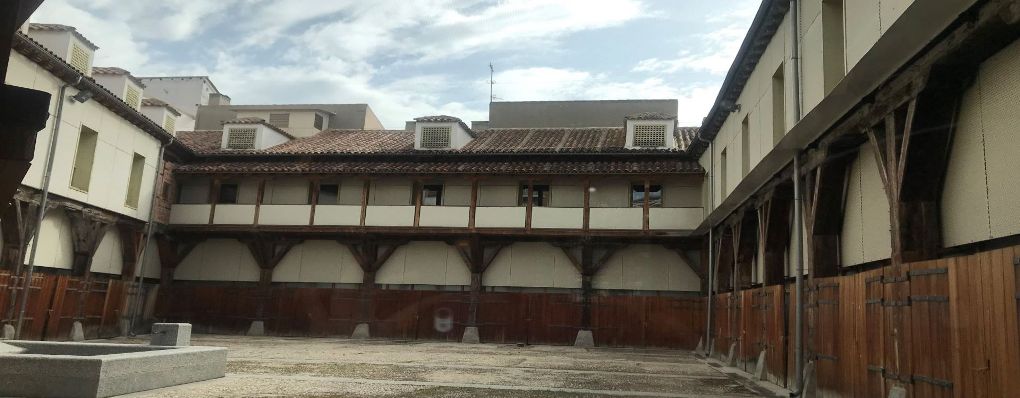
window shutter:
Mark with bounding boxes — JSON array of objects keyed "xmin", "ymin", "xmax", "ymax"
[
  {"xmin": 633, "ymin": 124, "xmax": 667, "ymax": 147},
  {"xmin": 420, "ymin": 126, "xmax": 451, "ymax": 149},
  {"xmin": 226, "ymin": 127, "xmax": 257, "ymax": 149}
]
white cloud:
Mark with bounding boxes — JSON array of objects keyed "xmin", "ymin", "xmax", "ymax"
[
  {"xmin": 632, "ymin": 0, "xmax": 757, "ymax": 76},
  {"xmin": 491, "ymin": 67, "xmax": 717, "ymax": 125}
]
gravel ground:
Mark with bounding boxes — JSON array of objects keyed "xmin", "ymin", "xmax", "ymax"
[{"xmin": 111, "ymin": 335, "xmax": 772, "ymax": 397}]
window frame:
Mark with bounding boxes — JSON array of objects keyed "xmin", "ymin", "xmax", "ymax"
[
  {"xmin": 421, "ymin": 184, "xmax": 444, "ymax": 206},
  {"xmin": 317, "ymin": 183, "xmax": 340, "ymax": 205},
  {"xmin": 69, "ymin": 125, "xmax": 100, "ymax": 193},
  {"xmin": 217, "ymin": 183, "xmax": 240, "ymax": 204},
  {"xmin": 518, "ymin": 184, "xmax": 551, "ymax": 207},
  {"xmin": 630, "ymin": 183, "xmax": 663, "ymax": 208},
  {"xmin": 124, "ymin": 153, "xmax": 146, "ymax": 209}
]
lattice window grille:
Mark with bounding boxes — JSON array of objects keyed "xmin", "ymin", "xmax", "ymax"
[
  {"xmin": 269, "ymin": 113, "xmax": 290, "ymax": 128},
  {"xmin": 633, "ymin": 124, "xmax": 667, "ymax": 147},
  {"xmin": 70, "ymin": 45, "xmax": 90, "ymax": 73},
  {"xmin": 420, "ymin": 126, "xmax": 451, "ymax": 149},
  {"xmin": 125, "ymin": 87, "xmax": 141, "ymax": 109},
  {"xmin": 226, "ymin": 127, "xmax": 257, "ymax": 149},
  {"xmin": 163, "ymin": 115, "xmax": 176, "ymax": 132}
]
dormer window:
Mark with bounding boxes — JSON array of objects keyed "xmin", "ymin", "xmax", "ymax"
[
  {"xmin": 69, "ymin": 44, "xmax": 91, "ymax": 73},
  {"xmin": 269, "ymin": 113, "xmax": 290, "ymax": 128},
  {"xmin": 125, "ymin": 86, "xmax": 141, "ymax": 109},
  {"xmin": 633, "ymin": 124, "xmax": 666, "ymax": 147},
  {"xmin": 420, "ymin": 126, "xmax": 452, "ymax": 149},
  {"xmin": 226, "ymin": 127, "xmax": 257, "ymax": 149}
]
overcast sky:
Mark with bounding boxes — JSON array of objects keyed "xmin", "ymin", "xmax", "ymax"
[{"xmin": 33, "ymin": 0, "xmax": 759, "ymax": 129}]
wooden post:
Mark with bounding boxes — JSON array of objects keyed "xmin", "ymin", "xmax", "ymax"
[
  {"xmin": 254, "ymin": 178, "xmax": 266, "ymax": 225},
  {"xmin": 243, "ymin": 236, "xmax": 300, "ymax": 321},
  {"xmin": 359, "ymin": 179, "xmax": 370, "ymax": 227},
  {"xmin": 308, "ymin": 178, "xmax": 319, "ymax": 226},
  {"xmin": 207, "ymin": 177, "xmax": 221, "ymax": 225},
  {"xmin": 642, "ymin": 180, "xmax": 651, "ymax": 231},
  {"xmin": 468, "ymin": 179, "xmax": 479, "ymax": 229},
  {"xmin": 525, "ymin": 181, "xmax": 534, "ymax": 230},
  {"xmin": 455, "ymin": 239, "xmax": 505, "ymax": 328},
  {"xmin": 582, "ymin": 178, "xmax": 591, "ymax": 232},
  {"xmin": 412, "ymin": 180, "xmax": 422, "ymax": 227},
  {"xmin": 344, "ymin": 240, "xmax": 405, "ymax": 325}
]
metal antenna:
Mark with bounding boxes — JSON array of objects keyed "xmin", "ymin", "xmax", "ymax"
[{"xmin": 489, "ymin": 62, "xmax": 495, "ymax": 103}]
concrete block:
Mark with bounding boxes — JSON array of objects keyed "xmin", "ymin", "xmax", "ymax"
[
  {"xmin": 695, "ymin": 337, "xmax": 704, "ymax": 355},
  {"xmin": 119, "ymin": 319, "xmax": 131, "ymax": 336},
  {"xmin": 754, "ymin": 350, "xmax": 767, "ymax": 380},
  {"xmin": 2, "ymin": 324, "xmax": 14, "ymax": 340},
  {"xmin": 708, "ymin": 339, "xmax": 715, "ymax": 357},
  {"xmin": 573, "ymin": 330, "xmax": 594, "ymax": 348},
  {"xmin": 150, "ymin": 323, "xmax": 191, "ymax": 347},
  {"xmin": 71, "ymin": 321, "xmax": 85, "ymax": 341},
  {"xmin": 351, "ymin": 323, "xmax": 370, "ymax": 339},
  {"xmin": 888, "ymin": 386, "xmax": 907, "ymax": 398},
  {"xmin": 461, "ymin": 326, "xmax": 480, "ymax": 344},
  {"xmin": 246, "ymin": 320, "xmax": 265, "ymax": 336},
  {"xmin": 727, "ymin": 342, "xmax": 738, "ymax": 366}
]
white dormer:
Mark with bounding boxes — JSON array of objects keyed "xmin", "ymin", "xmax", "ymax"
[
  {"xmin": 92, "ymin": 67, "xmax": 145, "ymax": 109},
  {"xmin": 220, "ymin": 118, "xmax": 293, "ymax": 150},
  {"xmin": 27, "ymin": 23, "xmax": 98, "ymax": 76},
  {"xmin": 624, "ymin": 112, "xmax": 678, "ymax": 149},
  {"xmin": 413, "ymin": 115, "xmax": 475, "ymax": 150}
]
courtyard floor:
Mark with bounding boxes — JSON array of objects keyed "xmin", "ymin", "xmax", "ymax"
[{"xmin": 112, "ymin": 335, "xmax": 780, "ymax": 397}]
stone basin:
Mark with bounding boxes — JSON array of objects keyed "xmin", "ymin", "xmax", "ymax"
[{"xmin": 0, "ymin": 339, "xmax": 226, "ymax": 397}]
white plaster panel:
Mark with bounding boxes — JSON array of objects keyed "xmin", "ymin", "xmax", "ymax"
[
  {"xmin": 859, "ymin": 145, "xmax": 892, "ymax": 263},
  {"xmin": 370, "ymin": 181, "xmax": 411, "ymax": 206},
  {"xmin": 174, "ymin": 239, "xmax": 260, "ymax": 282},
  {"xmin": 589, "ymin": 208, "xmax": 643, "ymax": 230},
  {"xmin": 90, "ymin": 227, "xmax": 123, "ymax": 275},
  {"xmin": 841, "ymin": 154, "xmax": 866, "ymax": 267},
  {"xmin": 590, "ymin": 180, "xmax": 629, "ymax": 207},
  {"xmin": 594, "ymin": 245, "xmax": 700, "ymax": 292},
  {"xmin": 313, "ymin": 205, "xmax": 362, "ymax": 226},
  {"xmin": 475, "ymin": 207, "xmax": 525, "ymax": 228},
  {"xmin": 169, "ymin": 204, "xmax": 211, "ymax": 224},
  {"xmin": 259, "ymin": 205, "xmax": 311, "ymax": 225},
  {"xmin": 376, "ymin": 242, "xmax": 469, "ymax": 285},
  {"xmin": 419, "ymin": 206, "xmax": 469, "ymax": 228},
  {"xmin": 212, "ymin": 204, "xmax": 255, "ymax": 225},
  {"xmin": 649, "ymin": 208, "xmax": 703, "ymax": 230},
  {"xmin": 478, "ymin": 184, "xmax": 517, "ymax": 207},
  {"xmin": 365, "ymin": 206, "xmax": 415, "ymax": 226},
  {"xmin": 25, "ymin": 210, "xmax": 74, "ymax": 270},
  {"xmin": 273, "ymin": 240, "xmax": 362, "ymax": 283},
  {"xmin": 980, "ymin": 40, "xmax": 1020, "ymax": 240},
  {"xmin": 844, "ymin": 0, "xmax": 882, "ymax": 72},
  {"xmin": 264, "ymin": 179, "xmax": 308, "ymax": 205},
  {"xmin": 531, "ymin": 207, "xmax": 583, "ymax": 229},
  {"xmin": 483, "ymin": 243, "xmax": 580, "ymax": 288},
  {"xmin": 550, "ymin": 184, "xmax": 584, "ymax": 208},
  {"xmin": 942, "ymin": 82, "xmax": 991, "ymax": 247}
]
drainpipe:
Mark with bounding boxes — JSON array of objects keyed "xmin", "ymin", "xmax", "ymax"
[
  {"xmin": 789, "ymin": 0, "xmax": 806, "ymax": 394},
  {"xmin": 15, "ymin": 76, "xmax": 83, "ymax": 339},
  {"xmin": 706, "ymin": 140, "xmax": 715, "ymax": 357},
  {"xmin": 128, "ymin": 136, "xmax": 173, "ymax": 334}
]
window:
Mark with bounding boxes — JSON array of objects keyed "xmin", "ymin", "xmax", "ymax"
[
  {"xmin": 630, "ymin": 184, "xmax": 663, "ymax": 208},
  {"xmin": 175, "ymin": 181, "xmax": 209, "ymax": 204},
  {"xmin": 518, "ymin": 184, "xmax": 550, "ymax": 207},
  {"xmin": 163, "ymin": 114, "xmax": 176, "ymax": 132},
  {"xmin": 317, "ymin": 184, "xmax": 339, "ymax": 205},
  {"xmin": 633, "ymin": 124, "xmax": 667, "ymax": 147},
  {"xmin": 226, "ymin": 127, "xmax": 257, "ymax": 149},
  {"xmin": 269, "ymin": 113, "xmax": 290, "ymax": 128},
  {"xmin": 720, "ymin": 148, "xmax": 728, "ymax": 199},
  {"xmin": 772, "ymin": 64, "xmax": 786, "ymax": 145},
  {"xmin": 218, "ymin": 183, "xmax": 239, "ymax": 204},
  {"xmin": 314, "ymin": 113, "xmax": 324, "ymax": 130},
  {"xmin": 70, "ymin": 126, "xmax": 99, "ymax": 192},
  {"xmin": 125, "ymin": 87, "xmax": 141, "ymax": 109},
  {"xmin": 420, "ymin": 126, "xmax": 451, "ymax": 149},
  {"xmin": 124, "ymin": 154, "xmax": 145, "ymax": 208},
  {"xmin": 822, "ymin": 0, "xmax": 846, "ymax": 94},
  {"xmin": 69, "ymin": 44, "xmax": 90, "ymax": 73},
  {"xmin": 741, "ymin": 115, "xmax": 751, "ymax": 177},
  {"xmin": 421, "ymin": 185, "xmax": 444, "ymax": 206}
]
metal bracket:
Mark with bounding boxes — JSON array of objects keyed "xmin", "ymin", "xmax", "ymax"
[
  {"xmin": 908, "ymin": 268, "xmax": 948, "ymax": 277},
  {"xmin": 882, "ymin": 275, "xmax": 910, "ymax": 284},
  {"xmin": 883, "ymin": 300, "xmax": 911, "ymax": 307},
  {"xmin": 815, "ymin": 353, "xmax": 838, "ymax": 361},
  {"xmin": 865, "ymin": 298, "xmax": 883, "ymax": 305},
  {"xmin": 910, "ymin": 295, "xmax": 949, "ymax": 303},
  {"xmin": 912, "ymin": 374, "xmax": 953, "ymax": 389},
  {"xmin": 867, "ymin": 365, "xmax": 885, "ymax": 373}
]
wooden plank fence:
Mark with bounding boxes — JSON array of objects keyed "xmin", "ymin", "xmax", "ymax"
[{"xmin": 0, "ymin": 271, "xmax": 128, "ymax": 340}]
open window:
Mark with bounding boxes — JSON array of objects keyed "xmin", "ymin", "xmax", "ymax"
[
  {"xmin": 631, "ymin": 184, "xmax": 663, "ymax": 208},
  {"xmin": 217, "ymin": 183, "xmax": 239, "ymax": 204},
  {"xmin": 317, "ymin": 183, "xmax": 340, "ymax": 205},
  {"xmin": 70, "ymin": 126, "xmax": 99, "ymax": 192},
  {"xmin": 421, "ymin": 184, "xmax": 444, "ymax": 206},
  {"xmin": 519, "ymin": 184, "xmax": 550, "ymax": 207}
]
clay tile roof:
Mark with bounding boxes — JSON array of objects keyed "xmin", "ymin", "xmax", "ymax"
[
  {"xmin": 222, "ymin": 117, "xmax": 295, "ymax": 139},
  {"xmin": 174, "ymin": 158, "xmax": 703, "ymax": 176},
  {"xmin": 675, "ymin": 126, "xmax": 699, "ymax": 151},
  {"xmin": 140, "ymin": 98, "xmax": 181, "ymax": 116},
  {"xmin": 176, "ymin": 131, "xmax": 223, "ymax": 153},
  {"xmin": 266, "ymin": 130, "xmax": 413, "ymax": 155},
  {"xmin": 413, "ymin": 115, "xmax": 462, "ymax": 122},
  {"xmin": 625, "ymin": 112, "xmax": 677, "ymax": 120},
  {"xmin": 28, "ymin": 23, "xmax": 99, "ymax": 50},
  {"xmin": 92, "ymin": 66, "xmax": 146, "ymax": 88}
]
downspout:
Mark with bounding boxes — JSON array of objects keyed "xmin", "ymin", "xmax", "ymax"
[
  {"xmin": 706, "ymin": 140, "xmax": 715, "ymax": 357},
  {"xmin": 128, "ymin": 136, "xmax": 173, "ymax": 334},
  {"xmin": 789, "ymin": 0, "xmax": 806, "ymax": 393},
  {"xmin": 15, "ymin": 76, "xmax": 83, "ymax": 338}
]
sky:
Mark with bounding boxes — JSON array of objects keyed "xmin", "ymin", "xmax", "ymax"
[{"xmin": 32, "ymin": 0, "xmax": 760, "ymax": 129}]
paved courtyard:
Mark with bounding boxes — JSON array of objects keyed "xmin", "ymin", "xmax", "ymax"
[{"xmin": 110, "ymin": 335, "xmax": 778, "ymax": 397}]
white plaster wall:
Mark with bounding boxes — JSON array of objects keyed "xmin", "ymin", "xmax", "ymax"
[
  {"xmin": 313, "ymin": 205, "xmax": 361, "ymax": 226},
  {"xmin": 840, "ymin": 145, "xmax": 891, "ymax": 266},
  {"xmin": 8, "ymin": 52, "xmax": 161, "ymax": 222},
  {"xmin": 169, "ymin": 204, "xmax": 211, "ymax": 224},
  {"xmin": 594, "ymin": 244, "xmax": 700, "ymax": 292},
  {"xmin": 590, "ymin": 179, "xmax": 629, "ymax": 207},
  {"xmin": 272, "ymin": 240, "xmax": 363, "ymax": 283},
  {"xmin": 365, "ymin": 206, "xmax": 414, "ymax": 227},
  {"xmin": 662, "ymin": 179, "xmax": 702, "ymax": 208},
  {"xmin": 475, "ymin": 207, "xmax": 525, "ymax": 228},
  {"xmin": 236, "ymin": 110, "xmax": 324, "ymax": 138},
  {"xmin": 649, "ymin": 208, "xmax": 703, "ymax": 230},
  {"xmin": 140, "ymin": 240, "xmax": 161, "ymax": 279},
  {"xmin": 259, "ymin": 205, "xmax": 311, "ymax": 225},
  {"xmin": 942, "ymin": 38, "xmax": 1020, "ymax": 247},
  {"xmin": 376, "ymin": 242, "xmax": 470, "ymax": 285},
  {"xmin": 90, "ymin": 227, "xmax": 123, "ymax": 275},
  {"xmin": 174, "ymin": 239, "xmax": 260, "ymax": 282},
  {"xmin": 263, "ymin": 179, "xmax": 308, "ymax": 204},
  {"xmin": 24, "ymin": 210, "xmax": 74, "ymax": 270},
  {"xmin": 419, "ymin": 206, "xmax": 469, "ymax": 227},
  {"xmin": 483, "ymin": 243, "xmax": 581, "ymax": 288},
  {"xmin": 338, "ymin": 178, "xmax": 363, "ymax": 205},
  {"xmin": 478, "ymin": 183, "xmax": 517, "ymax": 207},
  {"xmin": 589, "ymin": 208, "xmax": 643, "ymax": 230},
  {"xmin": 370, "ymin": 180, "xmax": 411, "ymax": 206},
  {"xmin": 414, "ymin": 122, "xmax": 474, "ymax": 149},
  {"xmin": 139, "ymin": 78, "xmax": 209, "ymax": 116},
  {"xmin": 624, "ymin": 119, "xmax": 676, "ymax": 149},
  {"xmin": 532, "ymin": 207, "xmax": 583, "ymax": 229},
  {"xmin": 549, "ymin": 183, "xmax": 583, "ymax": 207},
  {"xmin": 213, "ymin": 204, "xmax": 256, "ymax": 224},
  {"xmin": 845, "ymin": 0, "xmax": 915, "ymax": 72}
]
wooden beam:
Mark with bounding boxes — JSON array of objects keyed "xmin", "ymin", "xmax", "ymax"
[
  {"xmin": 308, "ymin": 178, "xmax": 319, "ymax": 226},
  {"xmin": 582, "ymin": 178, "xmax": 591, "ymax": 231},
  {"xmin": 643, "ymin": 180, "xmax": 651, "ymax": 232},
  {"xmin": 413, "ymin": 180, "xmax": 422, "ymax": 228},
  {"xmin": 254, "ymin": 178, "xmax": 266, "ymax": 225},
  {"xmin": 468, "ymin": 179, "xmax": 479, "ymax": 229},
  {"xmin": 359, "ymin": 179, "xmax": 370, "ymax": 227},
  {"xmin": 208, "ymin": 177, "xmax": 221, "ymax": 225},
  {"xmin": 525, "ymin": 180, "xmax": 534, "ymax": 230}
]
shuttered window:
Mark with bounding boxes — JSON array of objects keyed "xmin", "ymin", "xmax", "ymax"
[
  {"xmin": 314, "ymin": 113, "xmax": 324, "ymax": 130},
  {"xmin": 125, "ymin": 87, "xmax": 141, "ymax": 109},
  {"xmin": 163, "ymin": 115, "xmax": 176, "ymax": 132},
  {"xmin": 69, "ymin": 44, "xmax": 90, "ymax": 73},
  {"xmin": 226, "ymin": 127, "xmax": 257, "ymax": 149},
  {"xmin": 420, "ymin": 126, "xmax": 451, "ymax": 149},
  {"xmin": 269, "ymin": 113, "xmax": 290, "ymax": 128},
  {"xmin": 125, "ymin": 154, "xmax": 145, "ymax": 208},
  {"xmin": 633, "ymin": 124, "xmax": 666, "ymax": 147}
]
